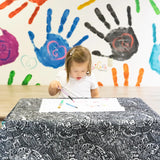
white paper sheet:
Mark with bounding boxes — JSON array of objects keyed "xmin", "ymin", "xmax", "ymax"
[{"xmin": 39, "ymin": 98, "xmax": 125, "ymax": 112}]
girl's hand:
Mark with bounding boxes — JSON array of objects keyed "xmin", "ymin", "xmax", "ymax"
[
  {"xmin": 48, "ymin": 80, "xmax": 62, "ymax": 96},
  {"xmin": 91, "ymin": 88, "xmax": 99, "ymax": 98},
  {"xmin": 53, "ymin": 80, "xmax": 62, "ymax": 90}
]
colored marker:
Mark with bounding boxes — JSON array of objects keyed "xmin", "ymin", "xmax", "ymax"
[
  {"xmin": 66, "ymin": 103, "xmax": 78, "ymax": 108},
  {"xmin": 58, "ymin": 100, "xmax": 64, "ymax": 109},
  {"xmin": 61, "ymin": 88, "xmax": 75, "ymax": 103}
]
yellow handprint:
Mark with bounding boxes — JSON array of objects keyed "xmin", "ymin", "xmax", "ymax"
[{"xmin": 77, "ymin": 0, "xmax": 96, "ymax": 10}]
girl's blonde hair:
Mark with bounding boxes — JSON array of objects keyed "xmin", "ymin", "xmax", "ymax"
[{"xmin": 65, "ymin": 45, "xmax": 92, "ymax": 82}]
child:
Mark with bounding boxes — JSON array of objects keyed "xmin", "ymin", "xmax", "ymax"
[{"xmin": 48, "ymin": 45, "xmax": 99, "ymax": 98}]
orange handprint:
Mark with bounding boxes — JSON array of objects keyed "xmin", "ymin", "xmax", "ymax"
[
  {"xmin": 112, "ymin": 63, "xmax": 144, "ymax": 87},
  {"xmin": 0, "ymin": 0, "xmax": 47, "ymax": 24},
  {"xmin": 136, "ymin": 68, "xmax": 144, "ymax": 86},
  {"xmin": 97, "ymin": 81, "xmax": 103, "ymax": 87},
  {"xmin": 112, "ymin": 68, "xmax": 118, "ymax": 86},
  {"xmin": 123, "ymin": 63, "xmax": 129, "ymax": 86}
]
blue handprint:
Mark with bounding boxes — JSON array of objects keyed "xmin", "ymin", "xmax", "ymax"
[
  {"xmin": 28, "ymin": 8, "xmax": 89, "ymax": 68},
  {"xmin": 149, "ymin": 23, "xmax": 160, "ymax": 74}
]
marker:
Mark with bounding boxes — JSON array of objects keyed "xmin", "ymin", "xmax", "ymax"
[
  {"xmin": 58, "ymin": 100, "xmax": 64, "ymax": 109},
  {"xmin": 66, "ymin": 103, "xmax": 78, "ymax": 108},
  {"xmin": 61, "ymin": 88, "xmax": 75, "ymax": 103}
]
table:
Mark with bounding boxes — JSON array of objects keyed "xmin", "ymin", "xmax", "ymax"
[
  {"xmin": 1, "ymin": 86, "xmax": 160, "ymax": 120},
  {"xmin": 0, "ymin": 85, "xmax": 53, "ymax": 120},
  {"xmin": 0, "ymin": 98, "xmax": 160, "ymax": 160}
]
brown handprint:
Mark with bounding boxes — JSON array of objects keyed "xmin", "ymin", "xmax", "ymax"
[{"xmin": 0, "ymin": 0, "xmax": 47, "ymax": 24}]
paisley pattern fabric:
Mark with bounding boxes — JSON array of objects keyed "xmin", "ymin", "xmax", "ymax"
[{"xmin": 0, "ymin": 98, "xmax": 160, "ymax": 160}]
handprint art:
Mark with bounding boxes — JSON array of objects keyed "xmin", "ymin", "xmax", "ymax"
[
  {"xmin": 28, "ymin": 9, "xmax": 88, "ymax": 68},
  {"xmin": 0, "ymin": 0, "xmax": 48, "ymax": 24},
  {"xmin": 135, "ymin": 0, "xmax": 160, "ymax": 14},
  {"xmin": 149, "ymin": 23, "xmax": 160, "ymax": 74},
  {"xmin": 85, "ymin": 4, "xmax": 139, "ymax": 61},
  {"xmin": 0, "ymin": 28, "xmax": 19, "ymax": 66},
  {"xmin": 112, "ymin": 63, "xmax": 144, "ymax": 86},
  {"xmin": 77, "ymin": 0, "xmax": 96, "ymax": 10},
  {"xmin": 7, "ymin": 70, "xmax": 40, "ymax": 85}
]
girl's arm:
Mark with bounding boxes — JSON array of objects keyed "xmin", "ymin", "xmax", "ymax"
[
  {"xmin": 48, "ymin": 80, "xmax": 62, "ymax": 96},
  {"xmin": 91, "ymin": 88, "xmax": 99, "ymax": 98}
]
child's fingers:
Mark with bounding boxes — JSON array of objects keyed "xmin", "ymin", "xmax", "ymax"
[{"xmin": 57, "ymin": 81, "xmax": 62, "ymax": 90}]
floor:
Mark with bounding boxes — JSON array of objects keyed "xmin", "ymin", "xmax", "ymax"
[{"xmin": 0, "ymin": 85, "xmax": 160, "ymax": 128}]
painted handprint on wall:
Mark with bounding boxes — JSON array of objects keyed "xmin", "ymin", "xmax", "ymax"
[
  {"xmin": 0, "ymin": 0, "xmax": 48, "ymax": 24},
  {"xmin": 135, "ymin": 0, "xmax": 160, "ymax": 14},
  {"xmin": 20, "ymin": 55, "xmax": 37, "ymax": 70},
  {"xmin": 28, "ymin": 9, "xmax": 89, "ymax": 68},
  {"xmin": 0, "ymin": 28, "xmax": 19, "ymax": 66},
  {"xmin": 85, "ymin": 4, "xmax": 139, "ymax": 61},
  {"xmin": 112, "ymin": 63, "xmax": 144, "ymax": 86},
  {"xmin": 149, "ymin": 23, "xmax": 160, "ymax": 74},
  {"xmin": 77, "ymin": 0, "xmax": 96, "ymax": 10}
]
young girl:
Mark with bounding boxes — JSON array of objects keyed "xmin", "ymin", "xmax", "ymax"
[{"xmin": 48, "ymin": 45, "xmax": 99, "ymax": 98}]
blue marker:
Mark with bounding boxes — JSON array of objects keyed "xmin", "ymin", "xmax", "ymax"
[{"xmin": 66, "ymin": 103, "xmax": 78, "ymax": 108}]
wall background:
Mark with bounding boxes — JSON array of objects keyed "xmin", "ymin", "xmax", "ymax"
[{"xmin": 1, "ymin": 0, "xmax": 160, "ymax": 86}]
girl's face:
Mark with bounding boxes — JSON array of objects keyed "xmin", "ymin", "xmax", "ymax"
[{"xmin": 70, "ymin": 61, "xmax": 89, "ymax": 80}]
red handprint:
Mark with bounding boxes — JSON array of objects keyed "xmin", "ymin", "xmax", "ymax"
[{"xmin": 0, "ymin": 0, "xmax": 47, "ymax": 24}]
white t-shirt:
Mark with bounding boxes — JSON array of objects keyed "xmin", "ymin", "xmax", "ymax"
[{"xmin": 56, "ymin": 70, "xmax": 98, "ymax": 98}]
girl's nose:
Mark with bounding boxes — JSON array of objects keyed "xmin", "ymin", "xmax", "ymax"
[{"xmin": 77, "ymin": 72, "xmax": 82, "ymax": 76}]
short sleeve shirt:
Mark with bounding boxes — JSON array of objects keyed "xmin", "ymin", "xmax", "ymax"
[{"xmin": 56, "ymin": 70, "xmax": 98, "ymax": 98}]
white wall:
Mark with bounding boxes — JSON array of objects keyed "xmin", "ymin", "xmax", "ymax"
[{"xmin": 0, "ymin": 0, "xmax": 160, "ymax": 86}]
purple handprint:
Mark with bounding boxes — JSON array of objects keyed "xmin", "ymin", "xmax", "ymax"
[
  {"xmin": 0, "ymin": 28, "xmax": 19, "ymax": 66},
  {"xmin": 28, "ymin": 8, "xmax": 89, "ymax": 68}
]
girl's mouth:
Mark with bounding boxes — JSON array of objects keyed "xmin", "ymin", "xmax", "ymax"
[{"xmin": 76, "ymin": 77, "xmax": 81, "ymax": 80}]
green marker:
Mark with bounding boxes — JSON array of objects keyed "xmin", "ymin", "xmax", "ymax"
[{"xmin": 58, "ymin": 100, "xmax": 64, "ymax": 109}]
